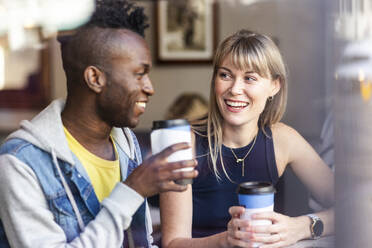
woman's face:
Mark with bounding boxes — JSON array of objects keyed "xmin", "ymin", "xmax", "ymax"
[{"xmin": 214, "ymin": 57, "xmax": 280, "ymax": 129}]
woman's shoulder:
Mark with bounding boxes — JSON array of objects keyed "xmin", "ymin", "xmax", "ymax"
[
  {"xmin": 269, "ymin": 122, "xmax": 307, "ymax": 155},
  {"xmin": 270, "ymin": 122, "xmax": 301, "ymax": 139},
  {"xmin": 269, "ymin": 122, "xmax": 305, "ymax": 152},
  {"xmin": 269, "ymin": 123, "xmax": 303, "ymax": 174}
]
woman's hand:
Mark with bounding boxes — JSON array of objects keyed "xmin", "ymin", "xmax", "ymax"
[
  {"xmin": 223, "ymin": 206, "xmax": 252, "ymax": 248},
  {"xmin": 248, "ymin": 212, "xmax": 310, "ymax": 248}
]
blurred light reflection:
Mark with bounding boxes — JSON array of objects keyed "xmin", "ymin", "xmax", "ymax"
[
  {"xmin": 335, "ymin": 0, "xmax": 372, "ymax": 101},
  {"xmin": 0, "ymin": 46, "xmax": 4, "ymax": 90},
  {"xmin": 0, "ymin": 0, "xmax": 95, "ymax": 51}
]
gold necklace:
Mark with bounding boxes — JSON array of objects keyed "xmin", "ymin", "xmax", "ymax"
[{"xmin": 230, "ymin": 134, "xmax": 257, "ymax": 177}]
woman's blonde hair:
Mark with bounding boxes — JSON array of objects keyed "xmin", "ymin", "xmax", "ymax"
[{"xmin": 194, "ymin": 29, "xmax": 288, "ymax": 180}]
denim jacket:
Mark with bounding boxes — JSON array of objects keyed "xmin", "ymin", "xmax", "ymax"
[{"xmin": 0, "ymin": 99, "xmax": 154, "ymax": 248}]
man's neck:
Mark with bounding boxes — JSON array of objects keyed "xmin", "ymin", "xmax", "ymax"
[{"xmin": 62, "ymin": 99, "xmax": 115, "ymax": 161}]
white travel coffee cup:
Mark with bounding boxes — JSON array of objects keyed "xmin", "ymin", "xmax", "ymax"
[
  {"xmin": 238, "ymin": 182, "xmax": 276, "ymax": 247},
  {"xmin": 150, "ymin": 119, "xmax": 193, "ymax": 185}
]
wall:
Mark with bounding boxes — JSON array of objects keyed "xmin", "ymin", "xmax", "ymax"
[
  {"xmin": 0, "ymin": 0, "xmax": 329, "ymax": 221},
  {"xmin": 49, "ymin": 0, "xmax": 326, "ymax": 138},
  {"xmin": 139, "ymin": 0, "xmax": 326, "ymax": 139}
]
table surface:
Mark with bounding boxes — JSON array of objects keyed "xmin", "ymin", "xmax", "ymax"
[{"xmin": 287, "ymin": 236, "xmax": 334, "ymax": 248}]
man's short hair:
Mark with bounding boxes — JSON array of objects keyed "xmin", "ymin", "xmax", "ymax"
[
  {"xmin": 84, "ymin": 0, "xmax": 149, "ymax": 36},
  {"xmin": 58, "ymin": 0, "xmax": 149, "ymax": 88}
]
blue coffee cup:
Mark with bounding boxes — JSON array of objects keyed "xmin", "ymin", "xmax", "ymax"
[
  {"xmin": 237, "ymin": 182, "xmax": 276, "ymax": 247},
  {"xmin": 237, "ymin": 181, "xmax": 275, "ymax": 209}
]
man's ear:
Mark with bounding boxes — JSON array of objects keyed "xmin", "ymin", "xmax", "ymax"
[{"xmin": 84, "ymin": 66, "xmax": 106, "ymax": 93}]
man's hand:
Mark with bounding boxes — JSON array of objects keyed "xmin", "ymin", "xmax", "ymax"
[{"xmin": 123, "ymin": 142, "xmax": 198, "ymax": 197}]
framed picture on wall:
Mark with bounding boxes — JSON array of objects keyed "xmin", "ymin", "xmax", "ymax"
[{"xmin": 156, "ymin": 0, "xmax": 218, "ymax": 64}]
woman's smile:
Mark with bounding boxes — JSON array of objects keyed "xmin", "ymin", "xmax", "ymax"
[{"xmin": 224, "ymin": 99, "xmax": 249, "ymax": 113}]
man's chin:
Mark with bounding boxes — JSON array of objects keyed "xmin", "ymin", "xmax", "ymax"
[
  {"xmin": 113, "ymin": 118, "xmax": 139, "ymax": 129},
  {"xmin": 128, "ymin": 120, "xmax": 139, "ymax": 128},
  {"xmin": 130, "ymin": 116, "xmax": 141, "ymax": 128}
]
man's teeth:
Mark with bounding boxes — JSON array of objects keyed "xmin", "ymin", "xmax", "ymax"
[
  {"xmin": 136, "ymin": 102, "xmax": 146, "ymax": 108},
  {"xmin": 226, "ymin": 100, "xmax": 248, "ymax": 107}
]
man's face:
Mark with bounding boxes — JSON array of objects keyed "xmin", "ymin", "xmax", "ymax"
[{"xmin": 98, "ymin": 31, "xmax": 154, "ymax": 128}]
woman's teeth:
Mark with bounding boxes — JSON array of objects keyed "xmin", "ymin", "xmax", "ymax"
[{"xmin": 226, "ymin": 100, "xmax": 248, "ymax": 108}]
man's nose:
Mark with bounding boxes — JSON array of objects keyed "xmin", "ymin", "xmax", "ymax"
[{"xmin": 143, "ymin": 76, "xmax": 154, "ymax": 96}]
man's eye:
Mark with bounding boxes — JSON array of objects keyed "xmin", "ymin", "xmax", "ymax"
[{"xmin": 136, "ymin": 72, "xmax": 146, "ymax": 79}]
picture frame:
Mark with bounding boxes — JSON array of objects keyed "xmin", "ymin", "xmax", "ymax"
[{"xmin": 155, "ymin": 0, "xmax": 218, "ymax": 64}]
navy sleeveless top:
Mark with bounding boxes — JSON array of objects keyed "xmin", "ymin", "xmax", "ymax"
[{"xmin": 192, "ymin": 126, "xmax": 279, "ymax": 237}]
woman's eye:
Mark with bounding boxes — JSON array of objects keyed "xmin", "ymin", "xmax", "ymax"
[
  {"xmin": 219, "ymin": 72, "xmax": 231, "ymax": 79},
  {"xmin": 245, "ymin": 76, "xmax": 257, "ymax": 81}
]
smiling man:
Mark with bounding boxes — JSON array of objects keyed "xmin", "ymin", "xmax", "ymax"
[{"xmin": 0, "ymin": 1, "xmax": 197, "ymax": 247}]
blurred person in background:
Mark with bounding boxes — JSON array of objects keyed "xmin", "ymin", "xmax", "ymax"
[
  {"xmin": 165, "ymin": 92, "xmax": 208, "ymax": 121},
  {"xmin": 160, "ymin": 29, "xmax": 334, "ymax": 248},
  {"xmin": 0, "ymin": 0, "xmax": 197, "ymax": 247}
]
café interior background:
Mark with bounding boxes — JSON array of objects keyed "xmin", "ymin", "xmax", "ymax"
[
  {"xmin": 0, "ymin": 0, "xmax": 329, "ymax": 137},
  {"xmin": 1, "ymin": 0, "xmax": 372, "ymax": 247}
]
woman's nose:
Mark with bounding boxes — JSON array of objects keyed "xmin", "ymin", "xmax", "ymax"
[{"xmin": 230, "ymin": 78, "xmax": 245, "ymax": 95}]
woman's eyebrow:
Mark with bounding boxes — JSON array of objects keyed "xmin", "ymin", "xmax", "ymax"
[
  {"xmin": 218, "ymin": 66, "xmax": 256, "ymax": 75},
  {"xmin": 218, "ymin": 66, "xmax": 231, "ymax": 72},
  {"xmin": 244, "ymin": 70, "xmax": 256, "ymax": 74}
]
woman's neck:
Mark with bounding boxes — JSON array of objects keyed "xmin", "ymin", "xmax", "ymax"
[{"xmin": 222, "ymin": 121, "xmax": 259, "ymax": 148}]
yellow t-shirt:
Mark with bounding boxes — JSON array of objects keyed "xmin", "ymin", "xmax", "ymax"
[{"xmin": 64, "ymin": 127, "xmax": 120, "ymax": 202}]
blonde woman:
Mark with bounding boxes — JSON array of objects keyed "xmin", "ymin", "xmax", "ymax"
[{"xmin": 160, "ymin": 30, "xmax": 334, "ymax": 248}]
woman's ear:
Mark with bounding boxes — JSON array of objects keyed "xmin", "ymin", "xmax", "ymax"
[
  {"xmin": 271, "ymin": 78, "xmax": 281, "ymax": 96},
  {"xmin": 84, "ymin": 66, "xmax": 106, "ymax": 93}
]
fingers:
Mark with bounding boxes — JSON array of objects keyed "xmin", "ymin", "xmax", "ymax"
[
  {"xmin": 157, "ymin": 159, "xmax": 198, "ymax": 180},
  {"xmin": 227, "ymin": 236, "xmax": 253, "ymax": 248},
  {"xmin": 166, "ymin": 168, "xmax": 199, "ymax": 182},
  {"xmin": 226, "ymin": 211, "xmax": 295, "ymax": 248},
  {"xmin": 144, "ymin": 158, "xmax": 197, "ymax": 179},
  {"xmin": 250, "ymin": 232, "xmax": 282, "ymax": 244},
  {"xmin": 248, "ymin": 223, "xmax": 280, "ymax": 234},
  {"xmin": 242, "ymin": 230, "xmax": 285, "ymax": 248},
  {"xmin": 226, "ymin": 212, "xmax": 285, "ymax": 248},
  {"xmin": 227, "ymin": 220, "xmax": 253, "ymax": 248},
  {"xmin": 165, "ymin": 159, "xmax": 198, "ymax": 171},
  {"xmin": 229, "ymin": 206, "xmax": 246, "ymax": 218},
  {"xmin": 228, "ymin": 216, "xmax": 250, "ymax": 229},
  {"xmin": 157, "ymin": 142, "xmax": 191, "ymax": 159},
  {"xmin": 252, "ymin": 211, "xmax": 282, "ymax": 222},
  {"xmin": 156, "ymin": 165, "xmax": 198, "ymax": 193}
]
